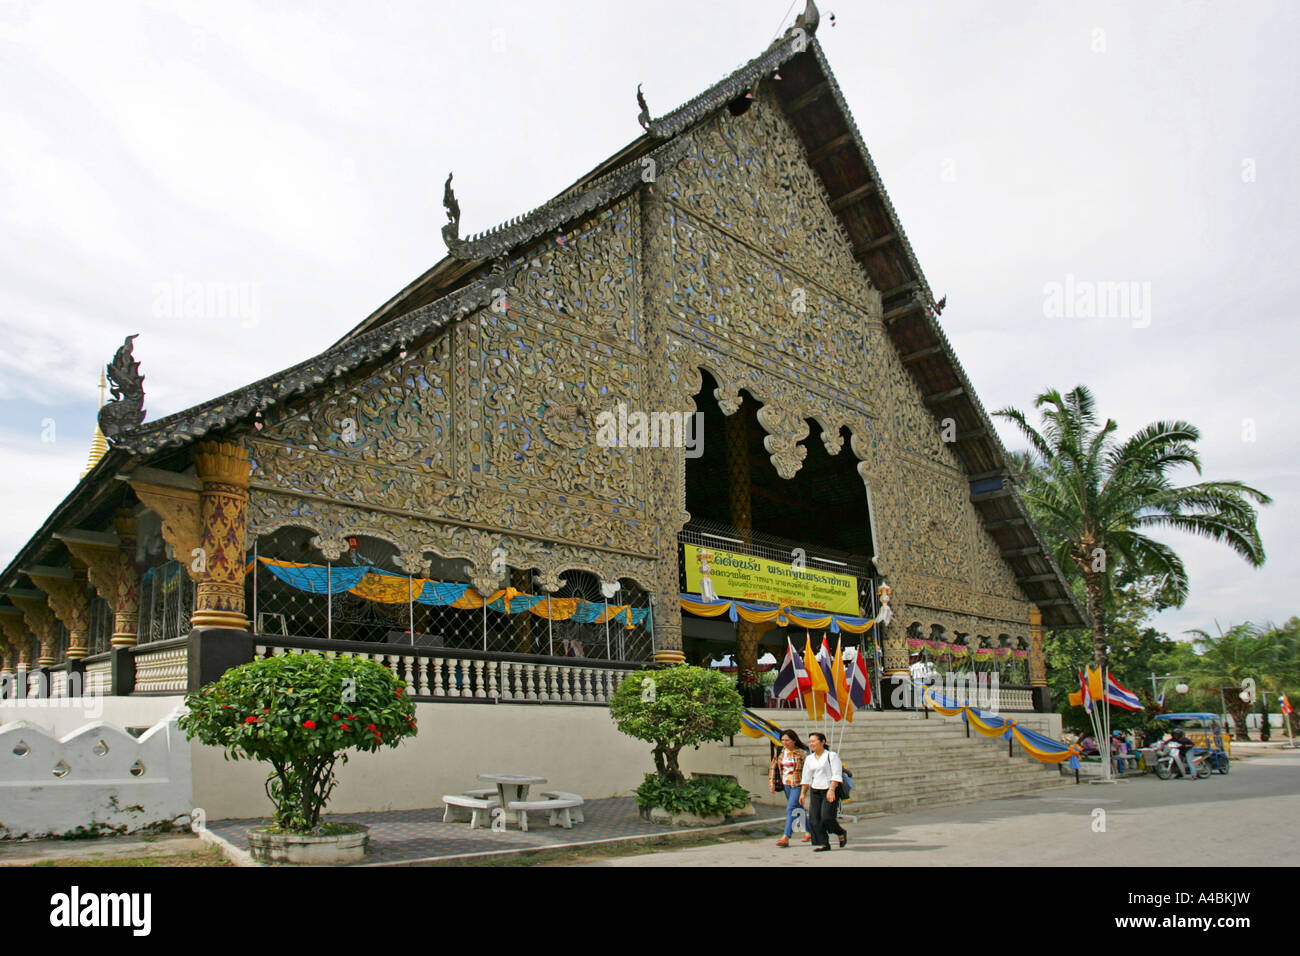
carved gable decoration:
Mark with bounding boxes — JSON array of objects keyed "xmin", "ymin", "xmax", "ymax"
[{"xmin": 653, "ymin": 89, "xmax": 880, "ymax": 413}]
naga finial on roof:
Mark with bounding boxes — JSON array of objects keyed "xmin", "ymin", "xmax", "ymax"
[
  {"xmin": 636, "ymin": 83, "xmax": 651, "ymax": 131},
  {"xmin": 98, "ymin": 334, "xmax": 146, "ymax": 440},
  {"xmin": 793, "ymin": 0, "xmax": 820, "ymax": 36},
  {"xmin": 442, "ymin": 172, "xmax": 462, "ymax": 249}
]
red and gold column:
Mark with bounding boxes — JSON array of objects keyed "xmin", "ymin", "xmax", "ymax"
[
  {"xmin": 1029, "ymin": 604, "xmax": 1050, "ymax": 712},
  {"xmin": 191, "ymin": 441, "xmax": 251, "ymax": 630},
  {"xmin": 28, "ymin": 570, "xmax": 93, "ymax": 660},
  {"xmin": 10, "ymin": 592, "xmax": 60, "ymax": 666},
  {"xmin": 112, "ymin": 512, "xmax": 141, "ymax": 646}
]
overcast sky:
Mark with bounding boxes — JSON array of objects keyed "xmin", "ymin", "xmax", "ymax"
[{"xmin": 1, "ymin": 0, "xmax": 1295, "ymax": 642}]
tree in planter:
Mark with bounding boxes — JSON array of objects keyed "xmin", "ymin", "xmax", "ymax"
[
  {"xmin": 609, "ymin": 665, "xmax": 743, "ymax": 785},
  {"xmin": 180, "ymin": 654, "xmax": 417, "ymax": 833}
]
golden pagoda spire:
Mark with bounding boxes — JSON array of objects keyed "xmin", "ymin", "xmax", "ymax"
[{"xmin": 81, "ymin": 369, "xmax": 109, "ymax": 479}]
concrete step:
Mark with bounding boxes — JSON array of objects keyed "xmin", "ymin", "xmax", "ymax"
[{"xmin": 693, "ymin": 706, "xmax": 1067, "ymax": 814}]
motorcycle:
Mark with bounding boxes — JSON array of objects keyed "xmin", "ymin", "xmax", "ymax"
[{"xmin": 1152, "ymin": 743, "xmax": 1210, "ymax": 780}]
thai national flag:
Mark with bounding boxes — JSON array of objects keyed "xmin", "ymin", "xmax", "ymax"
[
  {"xmin": 819, "ymin": 638, "xmax": 842, "ymax": 721},
  {"xmin": 772, "ymin": 641, "xmax": 800, "ymax": 701},
  {"xmin": 1105, "ymin": 672, "xmax": 1144, "ymax": 711},
  {"xmin": 1078, "ymin": 669, "xmax": 1093, "ymax": 714},
  {"xmin": 1156, "ymin": 688, "xmax": 1166, "ymax": 709},
  {"xmin": 849, "ymin": 646, "xmax": 871, "ymax": 708}
]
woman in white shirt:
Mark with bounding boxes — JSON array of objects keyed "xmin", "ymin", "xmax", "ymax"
[{"xmin": 799, "ymin": 732, "xmax": 847, "ymax": 851}]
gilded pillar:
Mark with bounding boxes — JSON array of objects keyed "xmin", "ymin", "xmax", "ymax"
[
  {"xmin": 9, "ymin": 592, "xmax": 59, "ymax": 666},
  {"xmin": 640, "ymin": 186, "xmax": 686, "ymax": 664},
  {"xmin": 112, "ymin": 512, "xmax": 141, "ymax": 646},
  {"xmin": 1028, "ymin": 605, "xmax": 1047, "ymax": 687},
  {"xmin": 27, "ymin": 570, "xmax": 93, "ymax": 660},
  {"xmin": 1, "ymin": 612, "xmax": 34, "ymax": 674},
  {"xmin": 725, "ymin": 406, "xmax": 764, "ymax": 681},
  {"xmin": 1028, "ymin": 604, "xmax": 1052, "ymax": 713},
  {"xmin": 59, "ymin": 520, "xmax": 141, "ymax": 647},
  {"xmin": 191, "ymin": 441, "xmax": 251, "ymax": 630}
]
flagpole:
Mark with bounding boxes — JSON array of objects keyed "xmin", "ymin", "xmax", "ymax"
[{"xmin": 791, "ymin": 637, "xmax": 806, "ymax": 715}]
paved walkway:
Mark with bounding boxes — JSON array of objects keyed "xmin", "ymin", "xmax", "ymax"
[
  {"xmin": 580, "ymin": 750, "xmax": 1300, "ymax": 866},
  {"xmin": 206, "ymin": 797, "xmax": 786, "ymax": 865}
]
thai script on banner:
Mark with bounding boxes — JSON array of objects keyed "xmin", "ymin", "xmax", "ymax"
[{"xmin": 682, "ymin": 543, "xmax": 859, "ymax": 615}]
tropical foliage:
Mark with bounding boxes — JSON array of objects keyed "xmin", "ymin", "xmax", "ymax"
[
  {"xmin": 1152, "ymin": 619, "xmax": 1300, "ymax": 740},
  {"xmin": 996, "ymin": 385, "xmax": 1270, "ymax": 667}
]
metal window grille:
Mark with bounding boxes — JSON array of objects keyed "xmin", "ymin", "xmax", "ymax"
[
  {"xmin": 86, "ymin": 597, "xmax": 113, "ymax": 656},
  {"xmin": 137, "ymin": 561, "xmax": 194, "ymax": 644},
  {"xmin": 245, "ymin": 552, "xmax": 654, "ymax": 663}
]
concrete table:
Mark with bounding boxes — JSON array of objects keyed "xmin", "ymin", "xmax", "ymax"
[{"xmin": 478, "ymin": 773, "xmax": 547, "ymax": 827}]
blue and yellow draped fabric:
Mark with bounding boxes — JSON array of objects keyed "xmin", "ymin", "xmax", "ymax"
[
  {"xmin": 679, "ymin": 594, "xmax": 876, "ymax": 635},
  {"xmin": 910, "ymin": 681, "xmax": 1082, "ymax": 768},
  {"xmin": 250, "ymin": 558, "xmax": 647, "ymax": 629},
  {"xmin": 738, "ymin": 709, "xmax": 784, "ymax": 744}
]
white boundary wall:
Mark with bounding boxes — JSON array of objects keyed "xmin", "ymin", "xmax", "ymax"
[
  {"xmin": 0, "ymin": 700, "xmax": 193, "ymax": 838},
  {"xmin": 0, "ymin": 698, "xmax": 665, "ymax": 822}
]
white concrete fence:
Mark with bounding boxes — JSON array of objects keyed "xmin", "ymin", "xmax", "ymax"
[{"xmin": 0, "ymin": 707, "xmax": 194, "ymax": 839}]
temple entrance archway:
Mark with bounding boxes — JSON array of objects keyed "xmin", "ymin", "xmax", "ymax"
[{"xmin": 680, "ymin": 370, "xmax": 880, "ymax": 702}]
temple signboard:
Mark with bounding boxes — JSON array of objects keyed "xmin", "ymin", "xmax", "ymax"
[{"xmin": 682, "ymin": 544, "xmax": 859, "ymax": 615}]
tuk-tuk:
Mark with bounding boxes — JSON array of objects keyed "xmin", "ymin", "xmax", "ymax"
[{"xmin": 1161, "ymin": 713, "xmax": 1231, "ymax": 774}]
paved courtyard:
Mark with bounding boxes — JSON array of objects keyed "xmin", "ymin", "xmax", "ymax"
[
  {"xmin": 205, "ymin": 797, "xmax": 786, "ymax": 865},
  {"xmin": 579, "ymin": 750, "xmax": 1300, "ymax": 867}
]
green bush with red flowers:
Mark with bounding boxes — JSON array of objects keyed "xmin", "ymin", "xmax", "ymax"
[{"xmin": 179, "ymin": 653, "xmax": 417, "ymax": 833}]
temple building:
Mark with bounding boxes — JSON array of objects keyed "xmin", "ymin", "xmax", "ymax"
[{"xmin": 0, "ymin": 1, "xmax": 1082, "ymax": 716}]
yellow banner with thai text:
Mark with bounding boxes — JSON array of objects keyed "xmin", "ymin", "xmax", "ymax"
[{"xmin": 682, "ymin": 544, "xmax": 859, "ymax": 615}]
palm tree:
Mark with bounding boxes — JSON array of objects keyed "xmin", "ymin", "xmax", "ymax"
[
  {"xmin": 995, "ymin": 386, "xmax": 1270, "ymax": 668},
  {"xmin": 1170, "ymin": 623, "xmax": 1289, "ymax": 741}
]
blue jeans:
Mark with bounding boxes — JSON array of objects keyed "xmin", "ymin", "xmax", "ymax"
[{"xmin": 782, "ymin": 784, "xmax": 801, "ymax": 837}]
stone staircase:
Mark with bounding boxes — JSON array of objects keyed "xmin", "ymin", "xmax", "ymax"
[{"xmin": 684, "ymin": 708, "xmax": 1067, "ymax": 814}]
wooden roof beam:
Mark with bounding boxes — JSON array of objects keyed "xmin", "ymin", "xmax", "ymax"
[
  {"xmin": 828, "ymin": 181, "xmax": 878, "ymax": 212},
  {"xmin": 923, "ymin": 387, "xmax": 965, "ymax": 406},
  {"xmin": 1001, "ymin": 546, "xmax": 1042, "ymax": 558},
  {"xmin": 983, "ymin": 517, "xmax": 1027, "ymax": 531},
  {"xmin": 970, "ymin": 487, "xmax": 1013, "ymax": 503},
  {"xmin": 786, "ymin": 81, "xmax": 832, "ymax": 113},
  {"xmin": 966, "ymin": 468, "xmax": 1009, "ymax": 482},
  {"xmin": 806, "ymin": 132, "xmax": 854, "ymax": 164},
  {"xmin": 1018, "ymin": 572, "xmax": 1061, "ymax": 583},
  {"xmin": 882, "ymin": 281, "xmax": 925, "ymax": 302},
  {"xmin": 883, "ymin": 299, "xmax": 925, "ymax": 325},
  {"xmin": 852, "ymin": 232, "xmax": 898, "ymax": 258},
  {"xmin": 901, "ymin": 345, "xmax": 944, "ymax": 365},
  {"xmin": 955, "ymin": 426, "xmax": 988, "ymax": 442}
]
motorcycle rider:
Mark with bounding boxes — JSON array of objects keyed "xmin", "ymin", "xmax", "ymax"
[{"xmin": 1165, "ymin": 728, "xmax": 1199, "ymax": 779}]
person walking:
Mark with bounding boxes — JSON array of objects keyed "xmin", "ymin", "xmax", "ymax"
[
  {"xmin": 768, "ymin": 730, "xmax": 810, "ymax": 847},
  {"xmin": 799, "ymin": 731, "xmax": 847, "ymax": 852}
]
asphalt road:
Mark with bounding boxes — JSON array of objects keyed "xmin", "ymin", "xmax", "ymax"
[{"xmin": 580, "ymin": 749, "xmax": 1300, "ymax": 867}]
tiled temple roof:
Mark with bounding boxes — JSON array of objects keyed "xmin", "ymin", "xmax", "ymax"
[{"xmin": 13, "ymin": 0, "xmax": 1083, "ymax": 626}]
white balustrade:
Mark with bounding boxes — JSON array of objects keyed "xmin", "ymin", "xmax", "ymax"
[
  {"xmin": 244, "ymin": 643, "xmax": 635, "ymax": 706},
  {"xmin": 132, "ymin": 645, "xmax": 189, "ymax": 693},
  {"xmin": 83, "ymin": 661, "xmax": 113, "ymax": 697}
]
